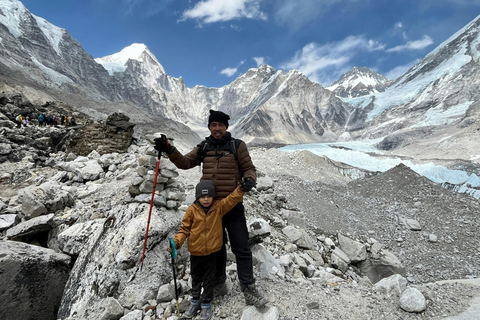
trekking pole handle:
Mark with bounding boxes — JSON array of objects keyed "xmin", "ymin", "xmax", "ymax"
[{"xmin": 169, "ymin": 238, "xmax": 177, "ymax": 260}]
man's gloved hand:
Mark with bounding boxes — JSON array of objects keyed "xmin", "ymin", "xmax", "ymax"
[
  {"xmin": 241, "ymin": 177, "xmax": 255, "ymax": 192},
  {"xmin": 154, "ymin": 135, "xmax": 175, "ymax": 154}
]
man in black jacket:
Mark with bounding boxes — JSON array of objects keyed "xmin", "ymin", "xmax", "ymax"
[{"xmin": 154, "ymin": 110, "xmax": 267, "ymax": 309}]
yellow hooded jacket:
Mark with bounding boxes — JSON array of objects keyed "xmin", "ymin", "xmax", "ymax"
[{"xmin": 173, "ymin": 186, "xmax": 245, "ymax": 256}]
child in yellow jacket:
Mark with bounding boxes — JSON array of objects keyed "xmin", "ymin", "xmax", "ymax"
[{"xmin": 168, "ymin": 180, "xmax": 245, "ymax": 320}]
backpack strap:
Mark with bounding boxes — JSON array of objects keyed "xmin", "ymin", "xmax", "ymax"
[
  {"xmin": 196, "ymin": 138, "xmax": 243, "ymax": 176},
  {"xmin": 196, "ymin": 140, "xmax": 208, "ymax": 167},
  {"xmin": 230, "ymin": 138, "xmax": 242, "ymax": 176}
]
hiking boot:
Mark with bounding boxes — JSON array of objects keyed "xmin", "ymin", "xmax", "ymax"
[
  {"xmin": 198, "ymin": 302, "xmax": 213, "ymax": 320},
  {"xmin": 213, "ymin": 282, "xmax": 228, "ymax": 297},
  {"xmin": 242, "ymin": 284, "xmax": 268, "ymax": 309},
  {"xmin": 183, "ymin": 299, "xmax": 200, "ymax": 318}
]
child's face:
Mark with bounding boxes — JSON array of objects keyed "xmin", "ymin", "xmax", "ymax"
[{"xmin": 198, "ymin": 195, "xmax": 214, "ymax": 207}]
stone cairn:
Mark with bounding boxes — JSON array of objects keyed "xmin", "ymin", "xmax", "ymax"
[{"xmin": 126, "ymin": 145, "xmax": 185, "ymax": 210}]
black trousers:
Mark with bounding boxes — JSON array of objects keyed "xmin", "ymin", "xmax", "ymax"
[
  {"xmin": 215, "ymin": 202, "xmax": 254, "ymax": 289},
  {"xmin": 190, "ymin": 251, "xmax": 219, "ymax": 303}
]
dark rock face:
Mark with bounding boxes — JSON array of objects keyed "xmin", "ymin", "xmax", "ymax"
[
  {"xmin": 0, "ymin": 241, "xmax": 71, "ymax": 320},
  {"xmin": 65, "ymin": 112, "xmax": 135, "ymax": 156}
]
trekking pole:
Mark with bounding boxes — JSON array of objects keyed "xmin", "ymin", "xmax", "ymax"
[
  {"xmin": 169, "ymin": 238, "xmax": 181, "ymax": 318},
  {"xmin": 140, "ymin": 138, "xmax": 163, "ymax": 271}
]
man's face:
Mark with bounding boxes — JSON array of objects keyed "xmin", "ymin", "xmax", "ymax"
[{"xmin": 208, "ymin": 121, "xmax": 227, "ymax": 139}]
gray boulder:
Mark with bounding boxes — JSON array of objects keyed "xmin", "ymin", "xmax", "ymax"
[
  {"xmin": 0, "ymin": 214, "xmax": 16, "ymax": 230},
  {"xmin": 399, "ymin": 287, "xmax": 427, "ymax": 312},
  {"xmin": 17, "ymin": 182, "xmax": 74, "ymax": 218},
  {"xmin": 6, "ymin": 213, "xmax": 56, "ymax": 240},
  {"xmin": 0, "ymin": 240, "xmax": 71, "ymax": 320},
  {"xmin": 57, "ymin": 203, "xmax": 183, "ymax": 319},
  {"xmin": 374, "ymin": 274, "xmax": 408, "ymax": 297},
  {"xmin": 252, "ymin": 244, "xmax": 285, "ymax": 280},
  {"xmin": 357, "ymin": 249, "xmax": 406, "ymax": 283},
  {"xmin": 338, "ymin": 233, "xmax": 367, "ymax": 263}
]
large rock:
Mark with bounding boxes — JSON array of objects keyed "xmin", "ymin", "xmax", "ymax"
[
  {"xmin": 252, "ymin": 244, "xmax": 285, "ymax": 280},
  {"xmin": 357, "ymin": 249, "xmax": 406, "ymax": 283},
  {"xmin": 58, "ymin": 157, "xmax": 105, "ymax": 181},
  {"xmin": 6, "ymin": 213, "xmax": 56, "ymax": 240},
  {"xmin": 57, "ymin": 219, "xmax": 105, "ymax": 255},
  {"xmin": 0, "ymin": 240, "xmax": 71, "ymax": 320},
  {"xmin": 281, "ymin": 226, "xmax": 315, "ymax": 250},
  {"xmin": 0, "ymin": 214, "xmax": 17, "ymax": 230},
  {"xmin": 337, "ymin": 233, "xmax": 367, "ymax": 263},
  {"xmin": 57, "ymin": 203, "xmax": 182, "ymax": 320},
  {"xmin": 399, "ymin": 287, "xmax": 427, "ymax": 312},
  {"xmin": 374, "ymin": 274, "xmax": 408, "ymax": 297},
  {"xmin": 17, "ymin": 182, "xmax": 74, "ymax": 218}
]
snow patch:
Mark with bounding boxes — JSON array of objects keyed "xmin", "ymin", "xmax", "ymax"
[
  {"xmin": 0, "ymin": 0, "xmax": 26, "ymax": 38},
  {"xmin": 32, "ymin": 15, "xmax": 64, "ymax": 56},
  {"xmin": 30, "ymin": 56, "xmax": 74, "ymax": 85},
  {"xmin": 366, "ymin": 43, "xmax": 472, "ymax": 121},
  {"xmin": 410, "ymin": 101, "xmax": 473, "ymax": 128}
]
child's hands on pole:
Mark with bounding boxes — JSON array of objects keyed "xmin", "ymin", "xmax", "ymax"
[{"xmin": 169, "ymin": 239, "xmax": 177, "ymax": 259}]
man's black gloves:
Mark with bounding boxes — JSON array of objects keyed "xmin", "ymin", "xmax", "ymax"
[
  {"xmin": 154, "ymin": 135, "xmax": 175, "ymax": 155},
  {"xmin": 241, "ymin": 177, "xmax": 255, "ymax": 192}
]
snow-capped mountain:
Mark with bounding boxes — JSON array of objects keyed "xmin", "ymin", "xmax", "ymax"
[
  {"xmin": 0, "ymin": 0, "xmax": 352, "ymax": 144},
  {"xmin": 0, "ymin": 0, "xmax": 113, "ymax": 99},
  {"xmin": 349, "ymin": 16, "xmax": 480, "ymax": 132},
  {"xmin": 1, "ymin": 0, "xmax": 480, "ymax": 151},
  {"xmin": 327, "ymin": 66, "xmax": 393, "ymax": 98},
  {"xmin": 343, "ymin": 14, "xmax": 480, "ymax": 159}
]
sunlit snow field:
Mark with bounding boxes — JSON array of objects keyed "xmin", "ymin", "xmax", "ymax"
[{"xmin": 280, "ymin": 140, "xmax": 480, "ymax": 199}]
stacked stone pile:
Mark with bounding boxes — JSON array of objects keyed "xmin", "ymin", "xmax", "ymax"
[
  {"xmin": 66, "ymin": 113, "xmax": 135, "ymax": 156},
  {"xmin": 126, "ymin": 144, "xmax": 184, "ymax": 210}
]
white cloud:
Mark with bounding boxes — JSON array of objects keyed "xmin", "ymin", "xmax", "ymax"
[
  {"xmin": 220, "ymin": 60, "xmax": 245, "ymax": 77},
  {"xmin": 220, "ymin": 67, "xmax": 238, "ymax": 76},
  {"xmin": 386, "ymin": 35, "xmax": 434, "ymax": 52},
  {"xmin": 253, "ymin": 56, "xmax": 267, "ymax": 66},
  {"xmin": 385, "ymin": 59, "xmax": 420, "ymax": 80},
  {"xmin": 281, "ymin": 35, "xmax": 385, "ymax": 85},
  {"xmin": 180, "ymin": 0, "xmax": 267, "ymax": 24}
]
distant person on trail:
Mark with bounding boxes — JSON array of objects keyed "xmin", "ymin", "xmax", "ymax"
[
  {"xmin": 154, "ymin": 110, "xmax": 268, "ymax": 309},
  {"xmin": 38, "ymin": 114, "xmax": 44, "ymax": 126},
  {"xmin": 70, "ymin": 117, "xmax": 77, "ymax": 126},
  {"xmin": 15, "ymin": 114, "xmax": 22, "ymax": 128},
  {"xmin": 65, "ymin": 115, "xmax": 70, "ymax": 126},
  {"xmin": 168, "ymin": 180, "xmax": 246, "ymax": 319}
]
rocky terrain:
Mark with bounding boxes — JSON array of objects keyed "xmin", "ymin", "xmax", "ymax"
[{"xmin": 1, "ymin": 94, "xmax": 479, "ymax": 320}]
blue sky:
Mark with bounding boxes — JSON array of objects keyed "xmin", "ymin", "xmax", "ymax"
[{"xmin": 19, "ymin": 0, "xmax": 480, "ymax": 88}]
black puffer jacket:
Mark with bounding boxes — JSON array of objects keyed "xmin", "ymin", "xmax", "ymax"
[{"xmin": 168, "ymin": 132, "xmax": 256, "ymax": 199}]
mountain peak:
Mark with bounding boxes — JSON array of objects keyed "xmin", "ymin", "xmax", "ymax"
[
  {"xmin": 95, "ymin": 43, "xmax": 165, "ymax": 75},
  {"xmin": 327, "ymin": 66, "xmax": 392, "ymax": 98}
]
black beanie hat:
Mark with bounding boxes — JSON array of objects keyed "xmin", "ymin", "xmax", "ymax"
[
  {"xmin": 196, "ymin": 180, "xmax": 216, "ymax": 199},
  {"xmin": 208, "ymin": 110, "xmax": 230, "ymax": 129}
]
